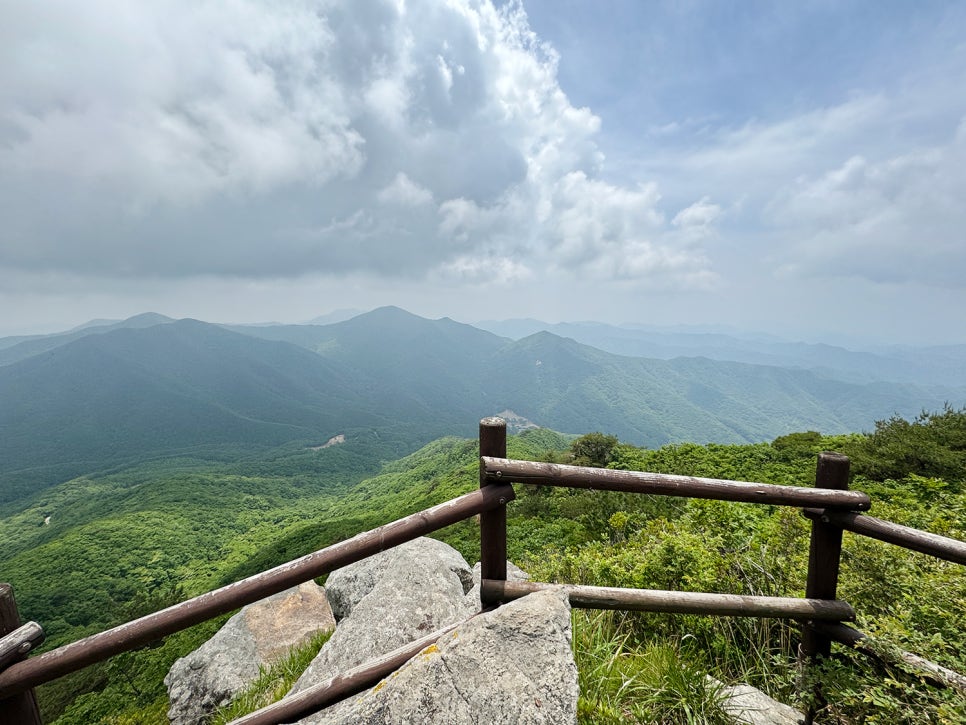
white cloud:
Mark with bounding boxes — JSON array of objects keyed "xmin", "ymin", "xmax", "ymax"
[
  {"xmin": 1, "ymin": 1, "xmax": 364, "ymax": 204},
  {"xmin": 631, "ymin": 71, "xmax": 966, "ymax": 295},
  {"xmin": 671, "ymin": 197, "xmax": 721, "ymax": 244},
  {"xmin": 650, "ymin": 94, "xmax": 893, "ymax": 204},
  {"xmin": 377, "ymin": 172, "xmax": 434, "ymax": 206},
  {"xmin": 432, "ymin": 254, "xmax": 532, "ymax": 284},
  {"xmin": 765, "ymin": 119, "xmax": 966, "ymax": 286},
  {"xmin": 0, "ymin": 0, "xmax": 718, "ymax": 291}
]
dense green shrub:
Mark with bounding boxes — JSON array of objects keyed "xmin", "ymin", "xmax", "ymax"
[{"xmin": 844, "ymin": 406, "xmax": 966, "ymax": 487}]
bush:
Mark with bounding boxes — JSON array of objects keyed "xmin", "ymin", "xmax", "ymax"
[{"xmin": 845, "ymin": 406, "xmax": 966, "ymax": 487}]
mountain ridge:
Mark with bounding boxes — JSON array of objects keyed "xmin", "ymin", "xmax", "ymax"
[
  {"xmin": 1, "ymin": 307, "xmax": 961, "ymax": 508},
  {"xmin": 473, "ymin": 317, "xmax": 966, "ymax": 387}
]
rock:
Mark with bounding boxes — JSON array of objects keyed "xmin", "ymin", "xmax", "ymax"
[
  {"xmin": 303, "ymin": 588, "xmax": 578, "ymax": 725},
  {"xmin": 714, "ymin": 680, "xmax": 805, "ymax": 725},
  {"xmin": 164, "ymin": 582, "xmax": 335, "ymax": 725},
  {"xmin": 324, "ymin": 537, "xmax": 474, "ymax": 621},
  {"xmin": 291, "ymin": 538, "xmax": 477, "ymax": 697}
]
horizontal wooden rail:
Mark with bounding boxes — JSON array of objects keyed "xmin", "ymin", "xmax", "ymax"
[
  {"xmin": 802, "ymin": 509, "xmax": 966, "ymax": 565},
  {"xmin": 0, "ymin": 484, "xmax": 514, "ymax": 698},
  {"xmin": 482, "ymin": 457, "xmax": 871, "ymax": 510},
  {"xmin": 0, "ymin": 623, "xmax": 44, "ymax": 672},
  {"xmin": 482, "ymin": 580, "xmax": 855, "ymax": 621},
  {"xmin": 813, "ymin": 622, "xmax": 966, "ymax": 694},
  {"xmin": 228, "ymin": 619, "xmax": 469, "ymax": 725}
]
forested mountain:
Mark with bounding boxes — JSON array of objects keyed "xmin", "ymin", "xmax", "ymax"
[
  {"xmin": 0, "ymin": 312, "xmax": 175, "ymax": 365},
  {"xmin": 229, "ymin": 307, "xmax": 960, "ymax": 443},
  {"xmin": 474, "ymin": 318, "xmax": 966, "ymax": 386},
  {"xmin": 2, "ymin": 307, "xmax": 961, "ymax": 508},
  {"xmin": 224, "ymin": 305, "xmax": 505, "ymax": 413},
  {"xmin": 0, "ymin": 316, "xmax": 467, "ymax": 507}
]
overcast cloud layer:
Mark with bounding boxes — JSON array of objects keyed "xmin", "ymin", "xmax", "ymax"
[
  {"xmin": 2, "ymin": 0, "xmax": 965, "ymax": 343},
  {"xmin": 2, "ymin": 1, "xmax": 713, "ymax": 283}
]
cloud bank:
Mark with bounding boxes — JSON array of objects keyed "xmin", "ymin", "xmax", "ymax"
[
  {"xmin": 0, "ymin": 0, "xmax": 715, "ymax": 289},
  {"xmin": 645, "ymin": 86, "xmax": 966, "ymax": 292}
]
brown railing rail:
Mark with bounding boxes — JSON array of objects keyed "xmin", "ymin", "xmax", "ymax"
[
  {"xmin": 481, "ymin": 455, "xmax": 872, "ymax": 509},
  {"xmin": 802, "ymin": 508, "xmax": 966, "ymax": 565},
  {"xmin": 1, "ymin": 416, "xmax": 964, "ymax": 725},
  {"xmin": 481, "ymin": 579, "xmax": 855, "ymax": 620}
]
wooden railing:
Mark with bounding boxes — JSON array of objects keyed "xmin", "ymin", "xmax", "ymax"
[{"xmin": 1, "ymin": 417, "xmax": 964, "ymax": 724}]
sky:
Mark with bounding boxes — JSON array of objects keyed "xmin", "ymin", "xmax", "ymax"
[{"xmin": 1, "ymin": 0, "xmax": 965, "ymax": 345}]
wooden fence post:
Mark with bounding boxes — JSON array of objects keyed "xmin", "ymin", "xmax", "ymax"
[
  {"xmin": 479, "ymin": 417, "xmax": 508, "ymax": 606},
  {"xmin": 0, "ymin": 584, "xmax": 43, "ymax": 725},
  {"xmin": 800, "ymin": 452, "xmax": 850, "ymax": 720}
]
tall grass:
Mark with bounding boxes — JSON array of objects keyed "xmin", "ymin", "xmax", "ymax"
[{"xmin": 574, "ymin": 610, "xmax": 732, "ymax": 724}]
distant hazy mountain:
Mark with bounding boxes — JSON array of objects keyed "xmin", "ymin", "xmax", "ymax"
[
  {"xmin": 0, "ymin": 312, "xmax": 175, "ymax": 364},
  {"xmin": 2, "ymin": 307, "xmax": 961, "ymax": 507},
  {"xmin": 479, "ymin": 330, "xmax": 954, "ymax": 445},
  {"xmin": 304, "ymin": 308, "xmax": 366, "ymax": 325},
  {"xmin": 231, "ymin": 307, "xmax": 957, "ymax": 441},
  {"xmin": 474, "ymin": 318, "xmax": 966, "ymax": 387},
  {"xmin": 226, "ymin": 306, "xmax": 507, "ymax": 414}
]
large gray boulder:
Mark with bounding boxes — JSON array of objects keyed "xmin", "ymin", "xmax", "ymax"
[
  {"xmin": 304, "ymin": 587, "xmax": 579, "ymax": 724},
  {"xmin": 324, "ymin": 537, "xmax": 475, "ymax": 621},
  {"xmin": 290, "ymin": 538, "xmax": 477, "ymax": 697},
  {"xmin": 164, "ymin": 582, "xmax": 335, "ymax": 725}
]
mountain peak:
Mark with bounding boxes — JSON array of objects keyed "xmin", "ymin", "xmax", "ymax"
[
  {"xmin": 120, "ymin": 312, "xmax": 176, "ymax": 327},
  {"xmin": 68, "ymin": 312, "xmax": 175, "ymax": 333},
  {"xmin": 364, "ymin": 305, "xmax": 424, "ymax": 321}
]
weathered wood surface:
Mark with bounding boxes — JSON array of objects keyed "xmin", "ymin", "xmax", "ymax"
[
  {"xmin": 481, "ymin": 456, "xmax": 870, "ymax": 509},
  {"xmin": 814, "ymin": 622, "xmax": 966, "ymax": 695},
  {"xmin": 802, "ymin": 508, "xmax": 966, "ymax": 565},
  {"xmin": 801, "ymin": 452, "xmax": 851, "ymax": 661},
  {"xmin": 479, "ymin": 418, "xmax": 508, "ymax": 590},
  {"xmin": 481, "ymin": 580, "xmax": 855, "ymax": 621},
  {"xmin": 0, "ymin": 584, "xmax": 43, "ymax": 725},
  {"xmin": 0, "ymin": 485, "xmax": 514, "ymax": 698},
  {"xmin": 0, "ymin": 622, "xmax": 45, "ymax": 671},
  {"xmin": 228, "ymin": 619, "xmax": 467, "ymax": 725}
]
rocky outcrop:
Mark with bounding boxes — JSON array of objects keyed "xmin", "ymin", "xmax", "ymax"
[
  {"xmin": 164, "ymin": 582, "xmax": 335, "ymax": 725},
  {"xmin": 163, "ymin": 536, "xmax": 802, "ymax": 725},
  {"xmin": 323, "ymin": 537, "xmax": 475, "ymax": 621},
  {"xmin": 290, "ymin": 538, "xmax": 477, "ymax": 698},
  {"xmin": 305, "ymin": 587, "xmax": 579, "ymax": 725},
  {"xmin": 289, "ymin": 538, "xmax": 570, "ymax": 724}
]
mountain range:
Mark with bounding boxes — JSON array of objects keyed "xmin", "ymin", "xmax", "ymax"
[
  {"xmin": 1, "ymin": 306, "xmax": 962, "ymax": 507},
  {"xmin": 473, "ymin": 318, "xmax": 966, "ymax": 387}
]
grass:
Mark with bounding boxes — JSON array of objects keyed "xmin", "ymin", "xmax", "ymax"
[
  {"xmin": 209, "ymin": 628, "xmax": 333, "ymax": 724},
  {"xmin": 573, "ymin": 610, "xmax": 732, "ymax": 725}
]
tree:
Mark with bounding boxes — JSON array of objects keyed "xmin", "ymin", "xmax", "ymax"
[
  {"xmin": 771, "ymin": 431, "xmax": 822, "ymax": 461},
  {"xmin": 570, "ymin": 432, "xmax": 619, "ymax": 468},
  {"xmin": 845, "ymin": 405, "xmax": 966, "ymax": 487}
]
